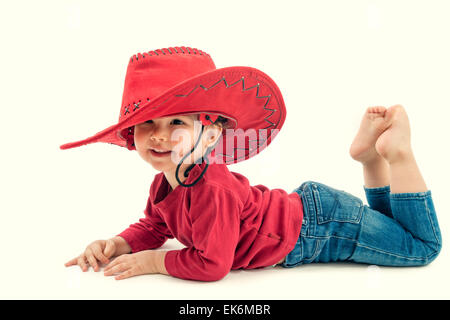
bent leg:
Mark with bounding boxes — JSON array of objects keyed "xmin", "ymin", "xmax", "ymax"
[
  {"xmin": 351, "ymin": 191, "xmax": 442, "ymax": 266},
  {"xmin": 356, "ymin": 105, "xmax": 442, "ymax": 265},
  {"xmin": 282, "ymin": 181, "xmax": 442, "ymax": 268}
]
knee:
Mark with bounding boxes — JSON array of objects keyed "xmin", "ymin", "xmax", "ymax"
[{"xmin": 420, "ymin": 239, "xmax": 442, "ymax": 266}]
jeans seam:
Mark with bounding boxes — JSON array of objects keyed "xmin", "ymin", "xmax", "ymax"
[
  {"xmin": 391, "ymin": 197, "xmax": 429, "ymax": 200},
  {"xmin": 354, "ymin": 242, "xmax": 434, "ymax": 262},
  {"xmin": 314, "ymin": 182, "xmax": 364, "ymax": 225},
  {"xmin": 301, "ymin": 235, "xmax": 358, "ymax": 263},
  {"xmin": 312, "ymin": 185, "xmax": 322, "ymax": 221},
  {"xmin": 303, "ymin": 239, "xmax": 322, "ymax": 262},
  {"xmin": 390, "ymin": 191, "xmax": 432, "ymax": 200},
  {"xmin": 423, "ymin": 197, "xmax": 442, "ymax": 250},
  {"xmin": 303, "ymin": 234, "xmax": 357, "ymax": 242}
]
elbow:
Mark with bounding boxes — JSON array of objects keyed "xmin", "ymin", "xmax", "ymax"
[
  {"xmin": 201, "ymin": 264, "xmax": 231, "ymax": 282},
  {"xmin": 213, "ymin": 267, "xmax": 231, "ymax": 281}
]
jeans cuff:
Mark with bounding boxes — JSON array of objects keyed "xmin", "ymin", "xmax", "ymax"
[
  {"xmin": 390, "ymin": 190, "xmax": 432, "ymax": 199},
  {"xmin": 363, "ymin": 185, "xmax": 391, "ymax": 194}
]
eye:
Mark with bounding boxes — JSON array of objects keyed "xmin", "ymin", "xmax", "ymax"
[
  {"xmin": 171, "ymin": 119, "xmax": 184, "ymax": 125},
  {"xmin": 144, "ymin": 120, "xmax": 153, "ymax": 124}
]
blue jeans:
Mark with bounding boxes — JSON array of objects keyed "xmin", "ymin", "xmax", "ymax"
[{"xmin": 281, "ymin": 181, "xmax": 442, "ymax": 267}]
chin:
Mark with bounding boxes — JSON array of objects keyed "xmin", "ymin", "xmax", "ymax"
[
  {"xmin": 147, "ymin": 161, "xmax": 172, "ymax": 172},
  {"xmin": 138, "ymin": 149, "xmax": 190, "ymax": 173}
]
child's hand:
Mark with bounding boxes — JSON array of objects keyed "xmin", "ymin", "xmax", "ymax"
[
  {"xmin": 103, "ymin": 250, "xmax": 163, "ymax": 280},
  {"xmin": 65, "ymin": 239, "xmax": 116, "ymax": 272}
]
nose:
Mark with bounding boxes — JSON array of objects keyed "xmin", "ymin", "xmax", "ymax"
[{"xmin": 149, "ymin": 124, "xmax": 169, "ymax": 142}]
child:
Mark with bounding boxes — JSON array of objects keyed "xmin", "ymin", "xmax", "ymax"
[{"xmin": 63, "ymin": 46, "xmax": 442, "ymax": 281}]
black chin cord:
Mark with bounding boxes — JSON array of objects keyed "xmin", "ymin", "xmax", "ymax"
[{"xmin": 175, "ymin": 124, "xmax": 212, "ymax": 188}]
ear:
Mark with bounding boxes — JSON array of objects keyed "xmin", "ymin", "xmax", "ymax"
[{"xmin": 204, "ymin": 125, "xmax": 223, "ymax": 148}]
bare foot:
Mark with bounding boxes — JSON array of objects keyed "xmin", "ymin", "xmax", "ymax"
[
  {"xmin": 375, "ymin": 104, "xmax": 413, "ymax": 164},
  {"xmin": 349, "ymin": 106, "xmax": 395, "ymax": 164}
]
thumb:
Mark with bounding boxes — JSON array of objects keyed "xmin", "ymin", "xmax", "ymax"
[{"xmin": 103, "ymin": 239, "xmax": 115, "ymax": 258}]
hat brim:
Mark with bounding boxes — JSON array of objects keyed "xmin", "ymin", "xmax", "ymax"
[{"xmin": 60, "ymin": 66, "xmax": 286, "ymax": 165}]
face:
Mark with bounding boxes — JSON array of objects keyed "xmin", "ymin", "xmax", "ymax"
[{"xmin": 133, "ymin": 114, "xmax": 222, "ymax": 174}]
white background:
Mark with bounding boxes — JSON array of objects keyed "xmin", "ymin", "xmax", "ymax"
[{"xmin": 1, "ymin": 0, "xmax": 449, "ymax": 299}]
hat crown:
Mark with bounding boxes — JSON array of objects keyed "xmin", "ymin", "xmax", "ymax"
[{"xmin": 119, "ymin": 46, "xmax": 216, "ymax": 121}]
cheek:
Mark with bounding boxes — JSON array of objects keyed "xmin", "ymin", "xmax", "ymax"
[
  {"xmin": 172, "ymin": 138, "xmax": 191, "ymax": 159},
  {"xmin": 171, "ymin": 129, "xmax": 195, "ymax": 151},
  {"xmin": 133, "ymin": 127, "xmax": 149, "ymax": 145},
  {"xmin": 133, "ymin": 135, "xmax": 143, "ymax": 149}
]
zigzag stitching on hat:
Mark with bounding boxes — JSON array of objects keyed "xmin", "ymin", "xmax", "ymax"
[
  {"xmin": 119, "ymin": 74, "xmax": 280, "ymax": 163},
  {"xmin": 174, "ymin": 76, "xmax": 277, "ymax": 130},
  {"xmin": 171, "ymin": 76, "xmax": 279, "ymax": 162},
  {"xmin": 173, "ymin": 76, "xmax": 278, "ymax": 161}
]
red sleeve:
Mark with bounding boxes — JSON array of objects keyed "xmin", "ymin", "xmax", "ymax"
[
  {"xmin": 117, "ymin": 196, "xmax": 173, "ymax": 253},
  {"xmin": 164, "ymin": 185, "xmax": 241, "ymax": 281}
]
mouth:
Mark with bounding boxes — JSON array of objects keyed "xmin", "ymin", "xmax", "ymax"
[{"xmin": 149, "ymin": 147, "xmax": 173, "ymax": 157}]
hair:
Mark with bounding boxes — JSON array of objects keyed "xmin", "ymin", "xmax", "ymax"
[{"xmin": 211, "ymin": 115, "xmax": 230, "ymax": 129}]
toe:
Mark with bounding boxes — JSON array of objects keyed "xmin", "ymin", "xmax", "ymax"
[{"xmin": 367, "ymin": 106, "xmax": 387, "ymax": 114}]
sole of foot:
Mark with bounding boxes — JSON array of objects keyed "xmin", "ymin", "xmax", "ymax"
[
  {"xmin": 375, "ymin": 104, "xmax": 413, "ymax": 164},
  {"xmin": 349, "ymin": 105, "xmax": 395, "ymax": 164}
]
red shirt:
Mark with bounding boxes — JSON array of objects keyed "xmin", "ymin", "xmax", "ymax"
[{"xmin": 118, "ymin": 162, "xmax": 303, "ymax": 281}]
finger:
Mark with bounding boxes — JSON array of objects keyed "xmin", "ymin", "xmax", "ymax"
[
  {"xmin": 65, "ymin": 257, "xmax": 78, "ymax": 267},
  {"xmin": 86, "ymin": 255, "xmax": 99, "ymax": 272},
  {"xmin": 78, "ymin": 256, "xmax": 88, "ymax": 272},
  {"xmin": 104, "ymin": 263, "xmax": 127, "ymax": 277},
  {"xmin": 104, "ymin": 240, "xmax": 115, "ymax": 259},
  {"xmin": 91, "ymin": 245, "xmax": 109, "ymax": 265},
  {"xmin": 85, "ymin": 249, "xmax": 99, "ymax": 272},
  {"xmin": 103, "ymin": 257, "xmax": 122, "ymax": 273},
  {"xmin": 115, "ymin": 268, "xmax": 134, "ymax": 280},
  {"xmin": 104, "ymin": 257, "xmax": 120, "ymax": 272}
]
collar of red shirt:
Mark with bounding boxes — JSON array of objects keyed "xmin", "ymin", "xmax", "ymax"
[{"xmin": 152, "ymin": 161, "xmax": 208, "ymax": 209}]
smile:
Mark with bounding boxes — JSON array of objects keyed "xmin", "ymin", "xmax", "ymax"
[{"xmin": 149, "ymin": 148, "xmax": 173, "ymax": 157}]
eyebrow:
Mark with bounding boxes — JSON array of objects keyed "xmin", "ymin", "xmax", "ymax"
[
  {"xmin": 148, "ymin": 114, "xmax": 197, "ymax": 122},
  {"xmin": 169, "ymin": 115, "xmax": 196, "ymax": 121}
]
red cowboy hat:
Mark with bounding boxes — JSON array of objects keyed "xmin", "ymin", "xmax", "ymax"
[{"xmin": 60, "ymin": 46, "xmax": 286, "ymax": 165}]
